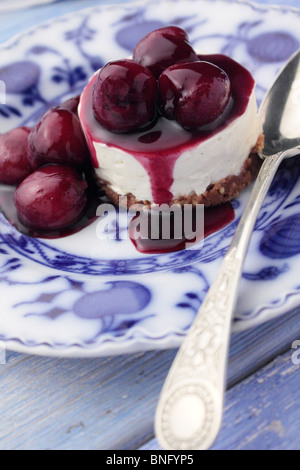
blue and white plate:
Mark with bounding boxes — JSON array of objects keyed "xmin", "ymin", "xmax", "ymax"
[
  {"xmin": 0, "ymin": 0, "xmax": 300, "ymax": 357},
  {"xmin": 0, "ymin": 0, "xmax": 57, "ymax": 11}
]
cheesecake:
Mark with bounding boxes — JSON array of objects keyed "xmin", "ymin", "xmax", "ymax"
[{"xmin": 79, "ymin": 27, "xmax": 263, "ymax": 208}]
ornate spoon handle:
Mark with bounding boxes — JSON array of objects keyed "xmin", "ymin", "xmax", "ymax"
[{"xmin": 155, "ymin": 147, "xmax": 299, "ymax": 450}]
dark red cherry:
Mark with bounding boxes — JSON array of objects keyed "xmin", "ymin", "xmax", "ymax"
[
  {"xmin": 92, "ymin": 59, "xmax": 157, "ymax": 133},
  {"xmin": 58, "ymin": 95, "xmax": 81, "ymax": 116},
  {"xmin": 0, "ymin": 127, "xmax": 32, "ymax": 185},
  {"xmin": 28, "ymin": 107, "xmax": 89, "ymax": 170},
  {"xmin": 14, "ymin": 164, "xmax": 88, "ymax": 231},
  {"xmin": 133, "ymin": 26, "xmax": 198, "ymax": 79},
  {"xmin": 158, "ymin": 61, "xmax": 231, "ymax": 129}
]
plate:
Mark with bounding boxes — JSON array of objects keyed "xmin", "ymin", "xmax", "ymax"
[
  {"xmin": 0, "ymin": 0, "xmax": 300, "ymax": 357},
  {"xmin": 0, "ymin": 0, "xmax": 57, "ymax": 12}
]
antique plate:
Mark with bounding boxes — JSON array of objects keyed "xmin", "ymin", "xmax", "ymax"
[
  {"xmin": 0, "ymin": 0, "xmax": 300, "ymax": 357},
  {"xmin": 0, "ymin": 0, "xmax": 57, "ymax": 12}
]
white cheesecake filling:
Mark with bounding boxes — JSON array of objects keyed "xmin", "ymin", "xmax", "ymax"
[
  {"xmin": 91, "ymin": 89, "xmax": 261, "ymax": 202},
  {"xmin": 93, "ymin": 141, "xmax": 153, "ymax": 200},
  {"xmin": 172, "ymin": 89, "xmax": 261, "ymax": 197}
]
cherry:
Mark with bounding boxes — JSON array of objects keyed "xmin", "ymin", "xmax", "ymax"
[
  {"xmin": 14, "ymin": 164, "xmax": 88, "ymax": 231},
  {"xmin": 92, "ymin": 59, "xmax": 157, "ymax": 133},
  {"xmin": 133, "ymin": 26, "xmax": 198, "ymax": 79},
  {"xmin": 0, "ymin": 127, "xmax": 32, "ymax": 185},
  {"xmin": 58, "ymin": 95, "xmax": 81, "ymax": 116},
  {"xmin": 28, "ymin": 107, "xmax": 89, "ymax": 170},
  {"xmin": 158, "ymin": 61, "xmax": 231, "ymax": 130}
]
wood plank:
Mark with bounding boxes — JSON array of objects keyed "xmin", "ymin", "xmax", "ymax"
[
  {"xmin": 213, "ymin": 351, "xmax": 300, "ymax": 450},
  {"xmin": 0, "ymin": 351, "xmax": 175, "ymax": 450},
  {"xmin": 141, "ymin": 349, "xmax": 300, "ymax": 450},
  {"xmin": 0, "ymin": 308, "xmax": 299, "ymax": 450},
  {"xmin": 228, "ymin": 307, "xmax": 300, "ymax": 387}
]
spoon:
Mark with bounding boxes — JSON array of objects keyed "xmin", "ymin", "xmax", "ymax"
[{"xmin": 155, "ymin": 49, "xmax": 300, "ymax": 451}]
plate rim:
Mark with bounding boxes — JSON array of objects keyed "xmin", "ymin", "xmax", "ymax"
[{"xmin": 1, "ymin": 0, "xmax": 300, "ymax": 52}]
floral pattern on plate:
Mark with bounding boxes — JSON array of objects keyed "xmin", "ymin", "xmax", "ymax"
[{"xmin": 0, "ymin": 0, "xmax": 300, "ymax": 357}]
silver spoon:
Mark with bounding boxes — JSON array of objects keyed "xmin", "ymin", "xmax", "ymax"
[{"xmin": 155, "ymin": 49, "xmax": 300, "ymax": 451}]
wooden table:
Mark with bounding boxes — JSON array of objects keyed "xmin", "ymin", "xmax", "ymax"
[{"xmin": 0, "ymin": 0, "xmax": 299, "ymax": 451}]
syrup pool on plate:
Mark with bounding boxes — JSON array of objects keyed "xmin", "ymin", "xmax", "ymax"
[
  {"xmin": 0, "ymin": 170, "xmax": 105, "ymax": 239},
  {"xmin": 129, "ymin": 203, "xmax": 234, "ymax": 254},
  {"xmin": 0, "ymin": 180, "xmax": 234, "ymax": 251}
]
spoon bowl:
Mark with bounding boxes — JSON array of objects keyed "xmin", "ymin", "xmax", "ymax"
[{"xmin": 260, "ymin": 49, "xmax": 300, "ymax": 156}]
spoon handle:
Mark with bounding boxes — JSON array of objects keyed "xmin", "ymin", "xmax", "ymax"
[{"xmin": 155, "ymin": 148, "xmax": 298, "ymax": 450}]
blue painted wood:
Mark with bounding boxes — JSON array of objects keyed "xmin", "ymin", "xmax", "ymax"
[
  {"xmin": 141, "ymin": 349, "xmax": 300, "ymax": 450},
  {"xmin": 213, "ymin": 351, "xmax": 300, "ymax": 450},
  {"xmin": 0, "ymin": 306, "xmax": 299, "ymax": 450},
  {"xmin": 228, "ymin": 307, "xmax": 300, "ymax": 387},
  {"xmin": 0, "ymin": 0, "xmax": 299, "ymax": 452}
]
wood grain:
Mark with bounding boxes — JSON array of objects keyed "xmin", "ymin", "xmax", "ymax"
[
  {"xmin": 142, "ymin": 348, "xmax": 300, "ymax": 450},
  {"xmin": 0, "ymin": 307, "xmax": 299, "ymax": 450}
]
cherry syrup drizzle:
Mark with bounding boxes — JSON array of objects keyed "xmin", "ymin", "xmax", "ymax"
[
  {"xmin": 79, "ymin": 54, "xmax": 255, "ymax": 205},
  {"xmin": 0, "ymin": 55, "xmax": 245, "ymax": 250},
  {"xmin": 0, "ymin": 179, "xmax": 234, "ymax": 253},
  {"xmin": 129, "ymin": 203, "xmax": 234, "ymax": 254}
]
